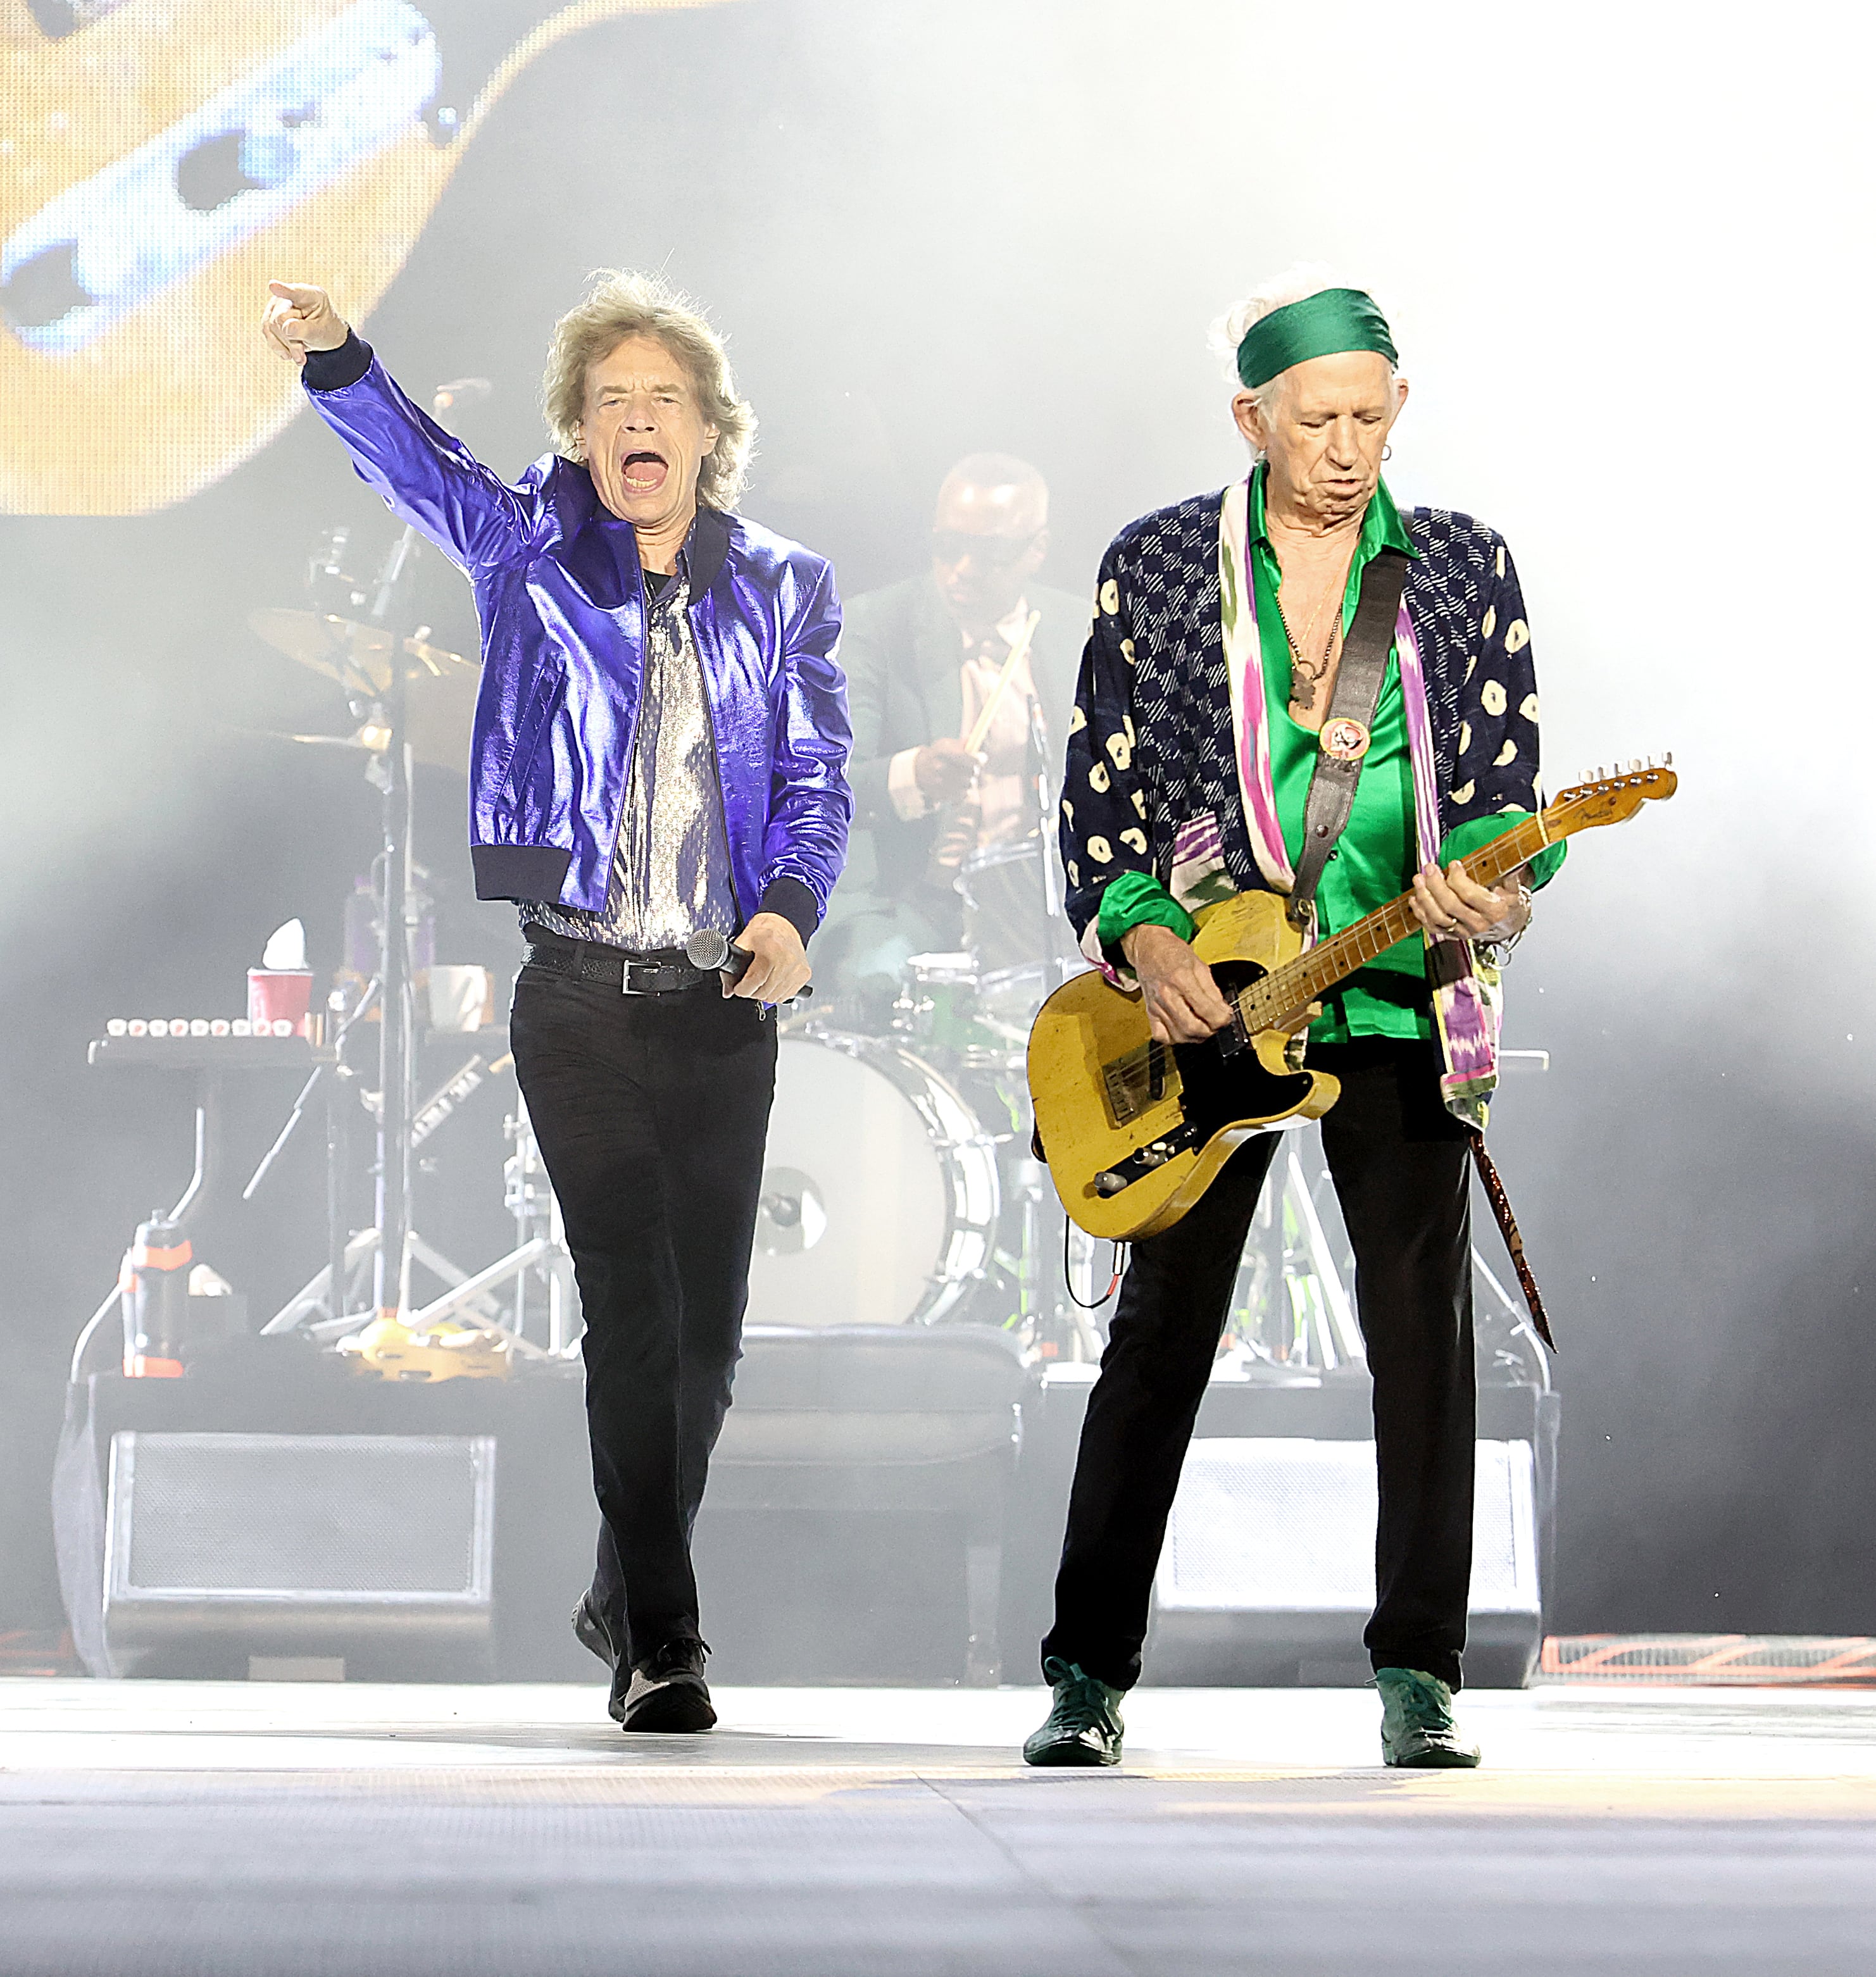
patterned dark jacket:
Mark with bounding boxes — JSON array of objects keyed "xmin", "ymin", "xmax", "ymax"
[{"xmin": 1059, "ymin": 486, "xmax": 1544, "ymax": 944}]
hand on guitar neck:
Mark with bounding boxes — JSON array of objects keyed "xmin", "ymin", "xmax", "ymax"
[{"xmin": 1409, "ymin": 859, "xmax": 1530, "ymax": 947}]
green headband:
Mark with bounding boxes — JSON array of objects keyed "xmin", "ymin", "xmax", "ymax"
[{"xmin": 1235, "ymin": 287, "xmax": 1398, "ymax": 390}]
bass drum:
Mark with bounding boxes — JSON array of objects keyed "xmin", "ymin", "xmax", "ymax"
[{"xmin": 746, "ymin": 1033, "xmax": 1000, "ymax": 1327}]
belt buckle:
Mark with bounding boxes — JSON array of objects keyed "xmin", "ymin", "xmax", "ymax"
[{"xmin": 622, "ymin": 958, "xmax": 674, "ymax": 996}]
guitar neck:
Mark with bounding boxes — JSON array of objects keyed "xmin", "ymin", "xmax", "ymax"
[{"xmin": 1239, "ymin": 811, "xmax": 1555, "ymax": 1028}]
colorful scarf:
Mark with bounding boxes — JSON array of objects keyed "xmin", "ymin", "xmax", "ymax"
[{"xmin": 1213, "ymin": 478, "xmax": 1501, "ymax": 1128}]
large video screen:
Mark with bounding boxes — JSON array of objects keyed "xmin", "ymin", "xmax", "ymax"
[{"xmin": 1, "ymin": 0, "xmax": 722, "ymax": 514}]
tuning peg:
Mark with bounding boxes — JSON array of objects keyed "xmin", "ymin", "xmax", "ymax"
[{"xmin": 1664, "ymin": 750, "xmax": 1674, "ymax": 767}]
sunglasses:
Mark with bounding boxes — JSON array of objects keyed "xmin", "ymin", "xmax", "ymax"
[{"xmin": 930, "ymin": 530, "xmax": 1039, "ymax": 570}]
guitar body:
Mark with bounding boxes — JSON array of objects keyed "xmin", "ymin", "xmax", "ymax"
[{"xmin": 1028, "ymin": 890, "xmax": 1340, "ymax": 1243}]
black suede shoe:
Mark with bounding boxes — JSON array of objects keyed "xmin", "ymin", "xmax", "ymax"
[
  {"xmin": 618, "ymin": 1636, "xmax": 716, "ymax": 1734},
  {"xmin": 572, "ymin": 1593, "xmax": 619, "ymax": 1673}
]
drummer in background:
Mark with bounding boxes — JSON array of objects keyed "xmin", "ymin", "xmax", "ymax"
[{"xmin": 820, "ymin": 454, "xmax": 1087, "ymax": 1022}]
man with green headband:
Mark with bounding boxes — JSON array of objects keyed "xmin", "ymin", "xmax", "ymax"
[{"xmin": 1024, "ymin": 269, "xmax": 1561, "ymax": 1772}]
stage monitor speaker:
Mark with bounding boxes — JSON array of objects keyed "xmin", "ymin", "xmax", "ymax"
[
  {"xmin": 101, "ymin": 1430, "xmax": 496, "ymax": 1677},
  {"xmin": 1146, "ymin": 1437, "xmax": 1544, "ymax": 1687}
]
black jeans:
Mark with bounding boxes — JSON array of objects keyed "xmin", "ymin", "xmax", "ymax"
[
  {"xmin": 1042, "ymin": 1039, "xmax": 1476, "ymax": 1691},
  {"xmin": 508, "ymin": 968, "xmax": 778, "ymax": 1664}
]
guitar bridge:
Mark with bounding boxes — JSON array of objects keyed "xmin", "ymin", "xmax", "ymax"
[{"xmin": 1102, "ymin": 1058, "xmax": 1139, "ymax": 1125}]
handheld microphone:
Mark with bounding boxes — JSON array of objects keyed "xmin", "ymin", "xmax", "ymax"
[{"xmin": 685, "ymin": 930, "xmax": 813, "ymax": 1002}]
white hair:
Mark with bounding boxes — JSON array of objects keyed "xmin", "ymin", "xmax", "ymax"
[{"xmin": 1208, "ymin": 263, "xmax": 1402, "ymax": 452}]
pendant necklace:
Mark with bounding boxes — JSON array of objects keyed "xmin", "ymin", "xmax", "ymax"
[{"xmin": 1280, "ymin": 601, "xmax": 1339, "ymax": 713}]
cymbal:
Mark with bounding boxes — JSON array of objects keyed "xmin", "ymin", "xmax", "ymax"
[
  {"xmin": 230, "ymin": 680, "xmax": 472, "ymax": 775},
  {"xmin": 249, "ymin": 609, "xmax": 473, "ymax": 691},
  {"xmin": 230, "ymin": 723, "xmax": 387, "ymax": 756}
]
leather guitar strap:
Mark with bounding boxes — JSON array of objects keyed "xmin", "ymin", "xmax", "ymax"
[
  {"xmin": 1468, "ymin": 1131, "xmax": 1558, "ymax": 1351},
  {"xmin": 1285, "ymin": 548, "xmax": 1410, "ymax": 933}
]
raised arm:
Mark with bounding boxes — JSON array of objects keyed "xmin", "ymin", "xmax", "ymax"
[{"xmin": 263, "ymin": 281, "xmax": 539, "ymax": 573}]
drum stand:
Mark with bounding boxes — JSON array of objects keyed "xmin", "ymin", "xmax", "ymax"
[{"xmin": 1224, "ymin": 1142, "xmax": 1366, "ymax": 1374}]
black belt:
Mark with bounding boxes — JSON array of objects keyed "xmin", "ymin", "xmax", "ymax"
[{"xmin": 522, "ymin": 926, "xmax": 711, "ymax": 995}]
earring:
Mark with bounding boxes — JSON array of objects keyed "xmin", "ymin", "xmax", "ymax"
[{"xmin": 1382, "ymin": 444, "xmax": 1393, "ymax": 461}]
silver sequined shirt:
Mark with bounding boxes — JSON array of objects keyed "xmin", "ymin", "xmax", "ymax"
[{"xmin": 522, "ymin": 567, "xmax": 740, "ymax": 952}]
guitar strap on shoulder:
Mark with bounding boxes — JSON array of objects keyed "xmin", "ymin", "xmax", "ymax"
[{"xmin": 1285, "ymin": 547, "xmax": 1411, "ymax": 932}]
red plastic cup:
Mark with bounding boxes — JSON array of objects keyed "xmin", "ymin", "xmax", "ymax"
[{"xmin": 247, "ymin": 970, "xmax": 313, "ymax": 1038}]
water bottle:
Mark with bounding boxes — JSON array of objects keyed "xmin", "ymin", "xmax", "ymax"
[{"xmin": 120, "ymin": 1215, "xmax": 193, "ymax": 1377}]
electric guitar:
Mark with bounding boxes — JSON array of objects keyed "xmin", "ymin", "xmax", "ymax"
[
  {"xmin": 1029, "ymin": 763, "xmax": 1678, "ymax": 1242},
  {"xmin": 1, "ymin": 0, "xmax": 734, "ymax": 515}
]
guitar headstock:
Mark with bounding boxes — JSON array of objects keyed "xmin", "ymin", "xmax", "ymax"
[{"xmin": 1542, "ymin": 756, "xmax": 1679, "ymax": 836}]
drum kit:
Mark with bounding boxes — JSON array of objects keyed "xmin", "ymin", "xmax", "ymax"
[{"xmin": 747, "ymin": 836, "xmax": 1109, "ymax": 1355}]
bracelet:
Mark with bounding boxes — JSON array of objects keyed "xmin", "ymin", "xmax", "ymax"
[{"xmin": 1479, "ymin": 885, "xmax": 1532, "ymax": 964}]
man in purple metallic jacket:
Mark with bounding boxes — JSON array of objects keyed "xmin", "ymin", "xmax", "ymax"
[{"xmin": 263, "ymin": 270, "xmax": 852, "ymax": 1733}]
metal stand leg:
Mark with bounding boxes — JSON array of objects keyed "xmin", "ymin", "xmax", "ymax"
[{"xmin": 1283, "ymin": 1145, "xmax": 1365, "ymax": 1369}]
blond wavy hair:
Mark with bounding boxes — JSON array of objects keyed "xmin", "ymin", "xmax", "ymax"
[{"xmin": 542, "ymin": 270, "xmax": 756, "ymax": 509}]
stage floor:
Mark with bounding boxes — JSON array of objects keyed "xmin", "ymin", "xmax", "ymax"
[{"xmin": 3, "ymin": 1679, "xmax": 1875, "ymax": 1974}]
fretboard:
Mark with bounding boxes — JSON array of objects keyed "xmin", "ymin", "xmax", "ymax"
[{"xmin": 1237, "ymin": 812, "xmax": 1554, "ymax": 1031}]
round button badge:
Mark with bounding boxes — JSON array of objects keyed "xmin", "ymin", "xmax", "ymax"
[{"xmin": 1319, "ymin": 717, "xmax": 1372, "ymax": 763}]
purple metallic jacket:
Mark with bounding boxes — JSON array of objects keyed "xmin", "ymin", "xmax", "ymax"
[{"xmin": 302, "ymin": 340, "xmax": 851, "ymax": 942}]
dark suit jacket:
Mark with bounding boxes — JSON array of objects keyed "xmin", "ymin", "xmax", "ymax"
[{"xmin": 832, "ymin": 572, "xmax": 1089, "ymax": 916}]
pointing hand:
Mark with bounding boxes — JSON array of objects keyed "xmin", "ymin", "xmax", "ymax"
[{"xmin": 262, "ymin": 281, "xmax": 350, "ymax": 366}]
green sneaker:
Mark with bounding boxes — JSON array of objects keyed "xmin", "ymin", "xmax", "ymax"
[
  {"xmin": 1022, "ymin": 1657, "xmax": 1125, "ymax": 1768},
  {"xmin": 1375, "ymin": 1666, "xmax": 1481, "ymax": 1769}
]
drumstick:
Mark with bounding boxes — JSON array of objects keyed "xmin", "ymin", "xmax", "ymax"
[{"xmin": 962, "ymin": 609, "xmax": 1042, "ymax": 757}]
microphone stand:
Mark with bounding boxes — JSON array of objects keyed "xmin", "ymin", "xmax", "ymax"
[{"xmin": 366, "ymin": 523, "xmax": 420, "ymax": 1318}]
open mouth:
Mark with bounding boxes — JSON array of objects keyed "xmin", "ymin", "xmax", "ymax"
[{"xmin": 622, "ymin": 449, "xmax": 668, "ymax": 494}]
